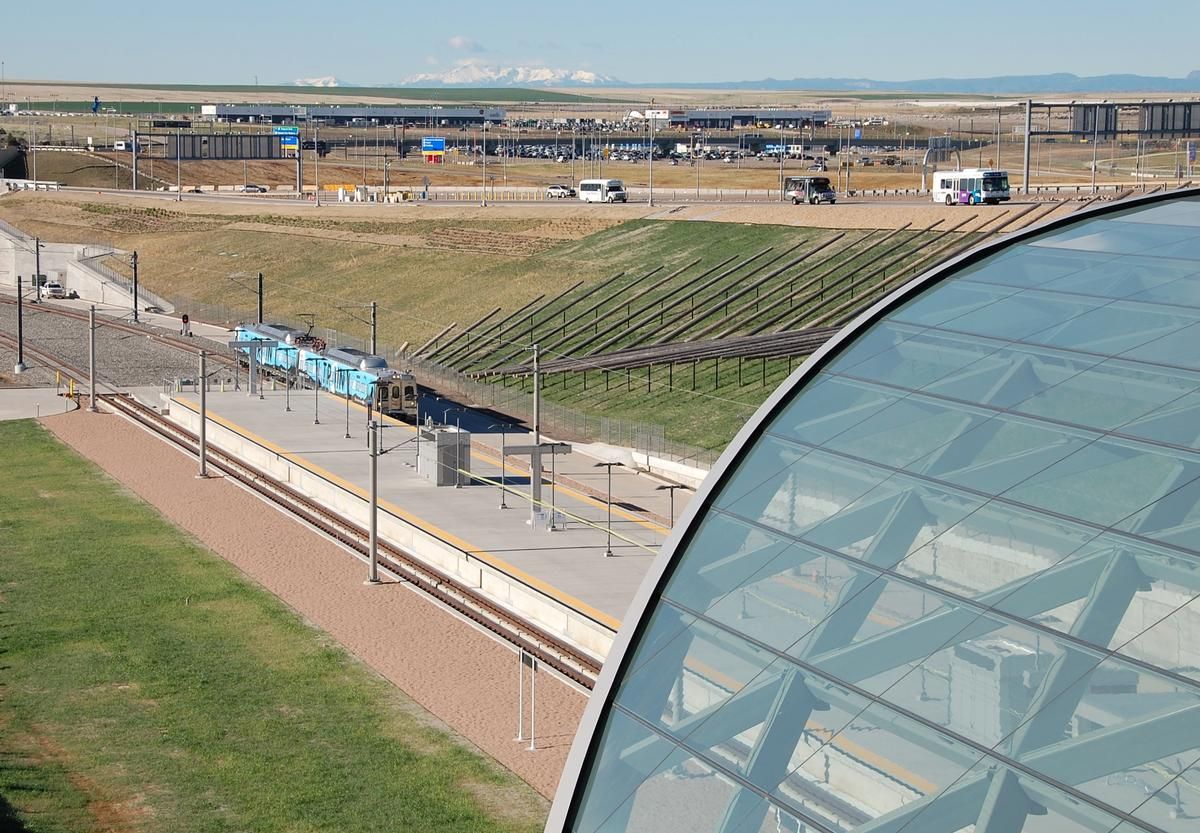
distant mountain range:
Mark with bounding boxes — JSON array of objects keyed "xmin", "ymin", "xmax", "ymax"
[{"xmin": 290, "ymin": 69, "xmax": 1200, "ymax": 93}]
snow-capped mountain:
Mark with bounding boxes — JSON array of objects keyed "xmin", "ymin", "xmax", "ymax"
[
  {"xmin": 292, "ymin": 76, "xmax": 342, "ymax": 87},
  {"xmin": 399, "ymin": 65, "xmax": 620, "ymax": 87}
]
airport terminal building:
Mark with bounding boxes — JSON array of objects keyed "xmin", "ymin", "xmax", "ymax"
[{"xmin": 547, "ymin": 189, "xmax": 1200, "ymax": 833}]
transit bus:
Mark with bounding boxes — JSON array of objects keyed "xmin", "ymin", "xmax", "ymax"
[{"xmin": 932, "ymin": 168, "xmax": 1011, "ymax": 205}]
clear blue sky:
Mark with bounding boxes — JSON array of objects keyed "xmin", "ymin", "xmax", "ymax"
[{"xmin": 3, "ymin": 0, "xmax": 1197, "ymax": 85}]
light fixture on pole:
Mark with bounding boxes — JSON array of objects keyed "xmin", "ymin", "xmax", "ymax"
[
  {"xmin": 306, "ymin": 357, "xmax": 322, "ymax": 424},
  {"xmin": 337, "ymin": 368, "xmax": 353, "ymax": 438},
  {"xmin": 445, "ymin": 407, "xmax": 465, "ymax": 488},
  {"xmin": 279, "ymin": 346, "xmax": 297, "ymax": 412},
  {"xmin": 655, "ymin": 483, "xmax": 687, "ymax": 527},
  {"xmin": 593, "ymin": 461, "xmax": 621, "ymax": 557},
  {"xmin": 488, "ymin": 422, "xmax": 510, "ymax": 509}
]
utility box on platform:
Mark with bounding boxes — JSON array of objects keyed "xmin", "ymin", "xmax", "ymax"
[{"xmin": 418, "ymin": 426, "xmax": 471, "ymax": 487}]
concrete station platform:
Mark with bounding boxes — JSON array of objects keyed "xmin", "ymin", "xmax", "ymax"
[{"xmin": 161, "ymin": 385, "xmax": 695, "ymax": 655}]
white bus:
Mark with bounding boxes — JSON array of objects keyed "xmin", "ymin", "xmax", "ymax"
[
  {"xmin": 578, "ymin": 179, "xmax": 628, "ymax": 203},
  {"xmin": 932, "ymin": 168, "xmax": 1010, "ymax": 205}
]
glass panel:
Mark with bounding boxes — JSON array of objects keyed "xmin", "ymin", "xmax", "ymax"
[
  {"xmin": 1002, "ymin": 440, "xmax": 1189, "ymax": 527},
  {"xmin": 1030, "ymin": 219, "xmax": 1199, "ymax": 255},
  {"xmin": 960, "ymin": 245, "xmax": 1117, "ymax": 290},
  {"xmin": 1115, "ymin": 198, "xmax": 1200, "ymax": 227},
  {"xmin": 1041, "ymin": 253, "xmax": 1199, "ymax": 300},
  {"xmin": 572, "ymin": 709, "xmax": 684, "ymax": 833},
  {"xmin": 590, "ymin": 745, "xmax": 742, "ymax": 833},
  {"xmin": 1036, "ymin": 302, "xmax": 1200, "ymax": 356},
  {"xmin": 1119, "ymin": 321, "xmax": 1200, "ymax": 371},
  {"xmin": 833, "ymin": 325, "xmax": 1005, "ymax": 391},
  {"xmin": 613, "ymin": 615, "xmax": 778, "ymax": 742},
  {"xmin": 767, "ymin": 374, "xmax": 897, "ymax": 448}
]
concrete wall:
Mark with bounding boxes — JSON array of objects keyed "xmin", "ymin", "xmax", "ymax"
[{"xmin": 164, "ymin": 396, "xmax": 615, "ymax": 663}]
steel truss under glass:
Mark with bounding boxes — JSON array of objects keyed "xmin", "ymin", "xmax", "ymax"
[{"xmin": 547, "ymin": 189, "xmax": 1200, "ymax": 833}]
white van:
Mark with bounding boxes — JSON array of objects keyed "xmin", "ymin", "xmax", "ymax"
[{"xmin": 578, "ymin": 179, "xmax": 628, "ymax": 203}]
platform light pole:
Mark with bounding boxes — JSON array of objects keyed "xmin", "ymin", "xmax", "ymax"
[
  {"xmin": 530, "ymin": 343, "xmax": 543, "ymax": 528},
  {"xmin": 279, "ymin": 346, "xmax": 296, "ymax": 411},
  {"xmin": 488, "ymin": 422, "xmax": 510, "ymax": 509},
  {"xmin": 306, "ymin": 357, "xmax": 322, "ymax": 424},
  {"xmin": 656, "ymin": 483, "xmax": 687, "ymax": 527},
  {"xmin": 445, "ymin": 407, "xmax": 465, "ymax": 488},
  {"xmin": 336, "ymin": 368, "xmax": 352, "ymax": 439},
  {"xmin": 594, "ymin": 462, "xmax": 621, "ymax": 557}
]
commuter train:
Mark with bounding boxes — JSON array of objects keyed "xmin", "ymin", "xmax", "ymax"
[{"xmin": 233, "ymin": 322, "xmax": 419, "ymax": 420}]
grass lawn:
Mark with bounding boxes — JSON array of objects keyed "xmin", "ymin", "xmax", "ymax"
[{"xmin": 0, "ymin": 420, "xmax": 544, "ymax": 833}]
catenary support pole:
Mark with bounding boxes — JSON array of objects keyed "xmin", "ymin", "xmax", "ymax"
[
  {"xmin": 131, "ymin": 250, "xmax": 139, "ymax": 323},
  {"xmin": 530, "ymin": 343, "xmax": 542, "ymax": 528},
  {"xmin": 370, "ymin": 300, "xmax": 377, "ymax": 356},
  {"xmin": 367, "ymin": 420, "xmax": 380, "ymax": 584},
  {"xmin": 87, "ymin": 305, "xmax": 97, "ymax": 410},
  {"xmin": 1022, "ymin": 99, "xmax": 1032, "ymax": 195},
  {"xmin": 14, "ymin": 275, "xmax": 25, "ymax": 374},
  {"xmin": 515, "ymin": 650, "xmax": 525, "ymax": 741},
  {"xmin": 257, "ymin": 272, "xmax": 263, "ymax": 324},
  {"xmin": 198, "ymin": 350, "xmax": 208, "ymax": 477},
  {"xmin": 34, "ymin": 238, "xmax": 41, "ymax": 302}
]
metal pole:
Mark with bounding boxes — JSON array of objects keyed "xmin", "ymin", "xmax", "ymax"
[
  {"xmin": 455, "ymin": 412, "xmax": 463, "ymax": 488},
  {"xmin": 482, "ymin": 123, "xmax": 487, "ymax": 207},
  {"xmin": 1091, "ymin": 103, "xmax": 1100, "ymax": 194},
  {"xmin": 514, "ymin": 650, "xmax": 525, "ymax": 741},
  {"xmin": 1022, "ymin": 99, "xmax": 1032, "ymax": 195},
  {"xmin": 606, "ymin": 464, "xmax": 614, "ymax": 557},
  {"xmin": 367, "ymin": 420, "xmax": 380, "ymax": 583},
  {"xmin": 14, "ymin": 275, "xmax": 25, "ymax": 373},
  {"xmin": 778, "ymin": 124, "xmax": 784, "ymax": 201},
  {"xmin": 198, "ymin": 350, "xmax": 208, "ymax": 477},
  {"xmin": 345, "ymin": 375, "xmax": 351, "ymax": 439},
  {"xmin": 313, "ymin": 363, "xmax": 320, "ymax": 424},
  {"xmin": 648, "ymin": 103, "xmax": 654, "ymax": 207},
  {"xmin": 87, "ymin": 304, "xmax": 97, "ymax": 410},
  {"xmin": 314, "ymin": 125, "xmax": 321, "ymax": 207},
  {"xmin": 528, "ymin": 656, "xmax": 536, "ymax": 752},
  {"xmin": 176, "ymin": 129, "xmax": 182, "ymax": 202},
  {"xmin": 131, "ymin": 250, "xmax": 139, "ymax": 323},
  {"xmin": 370, "ymin": 300, "xmax": 377, "ymax": 356},
  {"xmin": 34, "ymin": 238, "xmax": 41, "ymax": 302},
  {"xmin": 531, "ymin": 343, "xmax": 542, "ymax": 528},
  {"xmin": 257, "ymin": 272, "xmax": 263, "ymax": 323},
  {"xmin": 548, "ymin": 447, "xmax": 557, "ymax": 530},
  {"xmin": 500, "ymin": 427, "xmax": 508, "ymax": 509},
  {"xmin": 131, "ymin": 128, "xmax": 138, "ymax": 190}
]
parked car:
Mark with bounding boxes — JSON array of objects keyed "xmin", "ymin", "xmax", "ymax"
[
  {"xmin": 241, "ymin": 184, "xmax": 268, "ymax": 193},
  {"xmin": 546, "ymin": 184, "xmax": 577, "ymax": 198},
  {"xmin": 44, "ymin": 281, "xmax": 67, "ymax": 299}
]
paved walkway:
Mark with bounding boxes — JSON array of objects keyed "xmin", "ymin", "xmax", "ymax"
[
  {"xmin": 169, "ymin": 386, "xmax": 693, "ymax": 624},
  {"xmin": 0, "ymin": 387, "xmax": 78, "ymax": 420}
]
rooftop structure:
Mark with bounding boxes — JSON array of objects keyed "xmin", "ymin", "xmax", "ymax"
[{"xmin": 548, "ymin": 188, "xmax": 1200, "ymax": 833}]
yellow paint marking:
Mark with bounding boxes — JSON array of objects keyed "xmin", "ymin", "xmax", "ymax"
[{"xmin": 171, "ymin": 396, "xmax": 621, "ymax": 631}]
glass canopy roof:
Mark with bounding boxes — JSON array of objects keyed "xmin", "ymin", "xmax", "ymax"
[{"xmin": 558, "ymin": 193, "xmax": 1200, "ymax": 833}]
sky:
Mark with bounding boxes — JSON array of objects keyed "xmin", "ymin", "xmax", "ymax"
[{"xmin": 3, "ymin": 1, "xmax": 1198, "ymax": 86}]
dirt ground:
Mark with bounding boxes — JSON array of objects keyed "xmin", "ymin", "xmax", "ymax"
[{"xmin": 39, "ymin": 408, "xmax": 586, "ymax": 801}]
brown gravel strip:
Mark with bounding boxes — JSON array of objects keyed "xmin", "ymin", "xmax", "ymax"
[{"xmin": 40, "ymin": 409, "xmax": 586, "ymax": 799}]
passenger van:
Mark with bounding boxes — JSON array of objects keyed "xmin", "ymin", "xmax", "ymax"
[
  {"xmin": 578, "ymin": 179, "xmax": 628, "ymax": 203},
  {"xmin": 783, "ymin": 176, "xmax": 837, "ymax": 205}
]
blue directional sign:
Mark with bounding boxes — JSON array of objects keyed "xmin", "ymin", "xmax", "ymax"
[
  {"xmin": 422, "ymin": 137, "xmax": 446, "ymax": 152},
  {"xmin": 273, "ymin": 126, "xmax": 300, "ymax": 136},
  {"xmin": 279, "ymin": 135, "xmax": 299, "ymax": 147}
]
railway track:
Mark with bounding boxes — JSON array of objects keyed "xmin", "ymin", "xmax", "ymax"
[
  {"xmin": 0, "ymin": 297, "xmax": 234, "ymax": 364},
  {"xmin": 1, "ymin": 327, "xmax": 605, "ymax": 690}
]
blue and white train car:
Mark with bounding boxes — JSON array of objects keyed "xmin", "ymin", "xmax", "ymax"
[
  {"xmin": 233, "ymin": 322, "xmax": 310, "ymax": 375},
  {"xmin": 233, "ymin": 323, "xmax": 418, "ymax": 420}
]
